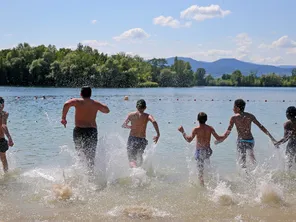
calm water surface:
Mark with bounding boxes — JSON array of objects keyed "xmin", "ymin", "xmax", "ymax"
[{"xmin": 1, "ymin": 86, "xmax": 296, "ymax": 222}]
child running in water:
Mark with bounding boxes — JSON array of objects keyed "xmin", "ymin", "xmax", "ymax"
[
  {"xmin": 217, "ymin": 99, "xmax": 276, "ymax": 169},
  {"xmin": 0, "ymin": 97, "xmax": 14, "ymax": 173},
  {"xmin": 178, "ymin": 112, "xmax": 223, "ymax": 186},
  {"xmin": 275, "ymin": 106, "xmax": 296, "ymax": 169},
  {"xmin": 122, "ymin": 99, "xmax": 160, "ymax": 168}
]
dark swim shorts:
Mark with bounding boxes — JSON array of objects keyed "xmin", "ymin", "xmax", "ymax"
[
  {"xmin": 73, "ymin": 127, "xmax": 98, "ymax": 168},
  {"xmin": 237, "ymin": 139, "xmax": 255, "ymax": 168},
  {"xmin": 237, "ymin": 139, "xmax": 254, "ymax": 154},
  {"xmin": 195, "ymin": 148, "xmax": 212, "ymax": 175},
  {"xmin": 127, "ymin": 136, "xmax": 148, "ymax": 162},
  {"xmin": 0, "ymin": 138, "xmax": 9, "ymax": 153}
]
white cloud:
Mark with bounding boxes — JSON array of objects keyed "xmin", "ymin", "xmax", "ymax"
[
  {"xmin": 187, "ymin": 49, "xmax": 232, "ymax": 59},
  {"xmin": 184, "ymin": 22, "xmax": 192, "ymax": 27},
  {"xmin": 258, "ymin": 36, "xmax": 296, "ymax": 49},
  {"xmin": 113, "ymin": 28, "xmax": 150, "ymax": 41},
  {"xmin": 271, "ymin": 36, "xmax": 296, "ymax": 48},
  {"xmin": 235, "ymin": 33, "xmax": 252, "ymax": 47},
  {"xmin": 235, "ymin": 33, "xmax": 252, "ymax": 54},
  {"xmin": 81, "ymin": 40, "xmax": 112, "ymax": 48},
  {"xmin": 153, "ymin": 16, "xmax": 192, "ymax": 28},
  {"xmin": 250, "ymin": 56, "xmax": 283, "ymax": 64},
  {"xmin": 180, "ymin": 4, "xmax": 231, "ymax": 21},
  {"xmin": 153, "ymin": 16, "xmax": 180, "ymax": 28},
  {"xmin": 91, "ymin": 20, "xmax": 97, "ymax": 24},
  {"xmin": 4, "ymin": 34, "xmax": 12, "ymax": 37},
  {"xmin": 287, "ymin": 48, "xmax": 296, "ymax": 54},
  {"xmin": 258, "ymin": 43, "xmax": 272, "ymax": 49}
]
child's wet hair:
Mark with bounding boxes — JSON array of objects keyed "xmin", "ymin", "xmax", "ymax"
[
  {"xmin": 136, "ymin": 99, "xmax": 146, "ymax": 110},
  {"xmin": 198, "ymin": 112, "xmax": 207, "ymax": 124},
  {"xmin": 286, "ymin": 106, "xmax": 296, "ymax": 119},
  {"xmin": 234, "ymin": 99, "xmax": 246, "ymax": 112},
  {"xmin": 81, "ymin": 86, "xmax": 92, "ymax": 98},
  {"xmin": 0, "ymin": 97, "xmax": 4, "ymax": 104}
]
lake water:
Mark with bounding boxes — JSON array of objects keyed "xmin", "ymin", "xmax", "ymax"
[{"xmin": 1, "ymin": 86, "xmax": 296, "ymax": 221}]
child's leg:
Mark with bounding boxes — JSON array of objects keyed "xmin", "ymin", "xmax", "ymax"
[
  {"xmin": 237, "ymin": 148, "xmax": 247, "ymax": 168},
  {"xmin": 197, "ymin": 159, "xmax": 205, "ymax": 186},
  {"xmin": 0, "ymin": 152, "xmax": 8, "ymax": 172},
  {"xmin": 285, "ymin": 146, "xmax": 296, "ymax": 170},
  {"xmin": 248, "ymin": 149, "xmax": 256, "ymax": 165}
]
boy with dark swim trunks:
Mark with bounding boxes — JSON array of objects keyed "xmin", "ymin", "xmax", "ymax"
[
  {"xmin": 0, "ymin": 97, "xmax": 14, "ymax": 173},
  {"xmin": 61, "ymin": 87, "xmax": 110, "ymax": 172},
  {"xmin": 122, "ymin": 99, "xmax": 160, "ymax": 168},
  {"xmin": 178, "ymin": 112, "xmax": 224, "ymax": 187},
  {"xmin": 275, "ymin": 106, "xmax": 296, "ymax": 169},
  {"xmin": 217, "ymin": 99, "xmax": 276, "ymax": 169}
]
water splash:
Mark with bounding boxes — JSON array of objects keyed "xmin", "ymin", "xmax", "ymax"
[
  {"xmin": 211, "ymin": 181, "xmax": 236, "ymax": 206},
  {"xmin": 256, "ymin": 181, "xmax": 284, "ymax": 206}
]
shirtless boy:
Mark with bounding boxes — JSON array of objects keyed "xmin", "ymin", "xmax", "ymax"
[
  {"xmin": 122, "ymin": 99, "xmax": 160, "ymax": 168},
  {"xmin": 275, "ymin": 106, "xmax": 296, "ymax": 169},
  {"xmin": 61, "ymin": 87, "xmax": 110, "ymax": 172},
  {"xmin": 178, "ymin": 112, "xmax": 223, "ymax": 186},
  {"xmin": 217, "ymin": 99, "xmax": 276, "ymax": 169},
  {"xmin": 0, "ymin": 97, "xmax": 14, "ymax": 173}
]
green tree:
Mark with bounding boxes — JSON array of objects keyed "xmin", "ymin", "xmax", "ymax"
[
  {"xmin": 292, "ymin": 68, "xmax": 296, "ymax": 77},
  {"xmin": 159, "ymin": 68, "xmax": 174, "ymax": 87},
  {"xmin": 194, "ymin": 68, "xmax": 206, "ymax": 86},
  {"xmin": 231, "ymin": 70, "xmax": 243, "ymax": 86}
]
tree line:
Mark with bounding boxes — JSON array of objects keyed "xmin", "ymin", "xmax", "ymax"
[{"xmin": 1, "ymin": 43, "xmax": 296, "ymax": 87}]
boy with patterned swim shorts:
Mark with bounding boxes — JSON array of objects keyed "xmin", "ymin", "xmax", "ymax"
[{"xmin": 178, "ymin": 112, "xmax": 223, "ymax": 186}]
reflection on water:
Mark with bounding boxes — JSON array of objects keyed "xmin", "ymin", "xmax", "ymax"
[{"xmin": 1, "ymin": 87, "xmax": 296, "ymax": 221}]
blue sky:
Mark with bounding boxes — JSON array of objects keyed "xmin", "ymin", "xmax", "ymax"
[{"xmin": 1, "ymin": 0, "xmax": 296, "ymax": 65}]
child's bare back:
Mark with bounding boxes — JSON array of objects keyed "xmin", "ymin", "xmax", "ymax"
[
  {"xmin": 128, "ymin": 111, "xmax": 149, "ymax": 138},
  {"xmin": 194, "ymin": 124, "xmax": 218, "ymax": 148}
]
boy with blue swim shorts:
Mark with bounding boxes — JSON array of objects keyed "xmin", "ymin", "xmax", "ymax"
[
  {"xmin": 178, "ymin": 112, "xmax": 223, "ymax": 186},
  {"xmin": 217, "ymin": 99, "xmax": 276, "ymax": 169}
]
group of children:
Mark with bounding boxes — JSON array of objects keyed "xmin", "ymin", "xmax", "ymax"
[
  {"xmin": 123, "ymin": 98, "xmax": 296, "ymax": 186},
  {"xmin": 1, "ymin": 92, "xmax": 296, "ymax": 188}
]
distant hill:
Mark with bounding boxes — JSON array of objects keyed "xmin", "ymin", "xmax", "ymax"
[
  {"xmin": 278, "ymin": 65, "xmax": 296, "ymax": 69},
  {"xmin": 166, "ymin": 57, "xmax": 293, "ymax": 77}
]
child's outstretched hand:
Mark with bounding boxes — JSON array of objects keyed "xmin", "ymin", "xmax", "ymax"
[
  {"xmin": 214, "ymin": 140, "xmax": 221, "ymax": 145},
  {"xmin": 273, "ymin": 141, "xmax": 280, "ymax": 148},
  {"xmin": 8, "ymin": 138, "xmax": 14, "ymax": 147},
  {"xmin": 178, "ymin": 126, "xmax": 184, "ymax": 133}
]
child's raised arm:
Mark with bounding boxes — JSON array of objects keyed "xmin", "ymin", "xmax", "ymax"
[
  {"xmin": 211, "ymin": 127, "xmax": 224, "ymax": 142},
  {"xmin": 178, "ymin": 126, "xmax": 196, "ymax": 143},
  {"xmin": 252, "ymin": 116, "xmax": 276, "ymax": 143}
]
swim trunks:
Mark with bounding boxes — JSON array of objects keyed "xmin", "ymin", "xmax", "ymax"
[
  {"xmin": 127, "ymin": 136, "xmax": 148, "ymax": 164},
  {"xmin": 195, "ymin": 148, "xmax": 212, "ymax": 175},
  {"xmin": 0, "ymin": 138, "xmax": 8, "ymax": 153},
  {"xmin": 73, "ymin": 127, "xmax": 98, "ymax": 168},
  {"xmin": 237, "ymin": 139, "xmax": 255, "ymax": 168}
]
